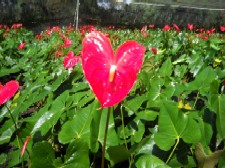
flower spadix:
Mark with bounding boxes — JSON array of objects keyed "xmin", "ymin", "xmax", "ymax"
[{"xmin": 82, "ymin": 31, "xmax": 146, "ymax": 108}]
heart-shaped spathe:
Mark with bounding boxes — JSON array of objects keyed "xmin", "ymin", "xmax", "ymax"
[
  {"xmin": 82, "ymin": 31, "xmax": 146, "ymax": 108},
  {"xmin": 0, "ymin": 80, "xmax": 19, "ymax": 106}
]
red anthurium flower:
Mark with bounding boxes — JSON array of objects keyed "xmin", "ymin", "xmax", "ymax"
[
  {"xmin": 54, "ymin": 51, "xmax": 63, "ymax": 57},
  {"xmin": 18, "ymin": 42, "xmax": 26, "ymax": 50},
  {"xmin": 0, "ymin": 80, "xmax": 19, "ymax": 106},
  {"xmin": 220, "ymin": 26, "xmax": 225, "ymax": 32},
  {"xmin": 163, "ymin": 25, "xmax": 171, "ymax": 31},
  {"xmin": 173, "ymin": 24, "xmax": 180, "ymax": 33},
  {"xmin": 63, "ymin": 51, "xmax": 81, "ymax": 69},
  {"xmin": 11, "ymin": 23, "xmax": 23, "ymax": 29},
  {"xmin": 64, "ymin": 38, "xmax": 72, "ymax": 48},
  {"xmin": 149, "ymin": 24, "xmax": 155, "ymax": 29},
  {"xmin": 21, "ymin": 135, "xmax": 32, "ymax": 157},
  {"xmin": 187, "ymin": 23, "xmax": 194, "ymax": 31},
  {"xmin": 45, "ymin": 28, "xmax": 51, "ymax": 36},
  {"xmin": 82, "ymin": 31, "xmax": 146, "ymax": 108},
  {"xmin": 151, "ymin": 47, "xmax": 157, "ymax": 55}
]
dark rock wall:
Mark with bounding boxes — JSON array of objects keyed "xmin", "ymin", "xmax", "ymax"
[
  {"xmin": 0, "ymin": 0, "xmax": 224, "ymax": 29},
  {"xmin": 0, "ymin": 0, "xmax": 76, "ymax": 24},
  {"xmin": 80, "ymin": 0, "xmax": 225, "ymax": 29}
]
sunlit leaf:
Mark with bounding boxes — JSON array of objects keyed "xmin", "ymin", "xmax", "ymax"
[
  {"xmin": 135, "ymin": 154, "xmax": 170, "ymax": 168},
  {"xmin": 155, "ymin": 100, "xmax": 201, "ymax": 151}
]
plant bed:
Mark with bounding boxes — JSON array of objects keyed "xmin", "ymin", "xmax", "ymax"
[{"xmin": 0, "ymin": 23, "xmax": 225, "ymax": 168}]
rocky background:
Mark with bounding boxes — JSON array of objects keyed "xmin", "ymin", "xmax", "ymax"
[{"xmin": 0, "ymin": 0, "xmax": 224, "ymax": 32}]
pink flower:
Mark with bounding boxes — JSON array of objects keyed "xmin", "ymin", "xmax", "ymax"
[
  {"xmin": 0, "ymin": 80, "xmax": 19, "ymax": 106},
  {"xmin": 82, "ymin": 31, "xmax": 146, "ymax": 108},
  {"xmin": 18, "ymin": 42, "xmax": 26, "ymax": 50},
  {"xmin": 63, "ymin": 51, "xmax": 81, "ymax": 69},
  {"xmin": 187, "ymin": 23, "xmax": 194, "ymax": 31},
  {"xmin": 141, "ymin": 25, "xmax": 147, "ymax": 33},
  {"xmin": 163, "ymin": 25, "xmax": 171, "ymax": 31},
  {"xmin": 173, "ymin": 24, "xmax": 180, "ymax": 33},
  {"xmin": 64, "ymin": 38, "xmax": 72, "ymax": 48},
  {"xmin": 149, "ymin": 24, "xmax": 155, "ymax": 29},
  {"xmin": 54, "ymin": 51, "xmax": 63, "ymax": 57},
  {"xmin": 52, "ymin": 26, "xmax": 61, "ymax": 32},
  {"xmin": 151, "ymin": 47, "xmax": 157, "ymax": 55},
  {"xmin": 11, "ymin": 23, "xmax": 23, "ymax": 29},
  {"xmin": 220, "ymin": 26, "xmax": 225, "ymax": 32},
  {"xmin": 45, "ymin": 27, "xmax": 51, "ymax": 36}
]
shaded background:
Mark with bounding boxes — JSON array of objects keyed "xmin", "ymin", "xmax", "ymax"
[{"xmin": 0, "ymin": 0, "xmax": 224, "ymax": 31}]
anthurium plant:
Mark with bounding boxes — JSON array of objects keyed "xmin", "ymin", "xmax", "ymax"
[{"xmin": 0, "ymin": 23, "xmax": 225, "ymax": 168}]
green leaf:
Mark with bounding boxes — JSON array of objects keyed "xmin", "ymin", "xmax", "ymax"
[
  {"xmin": 155, "ymin": 101, "xmax": 201, "ymax": 151},
  {"xmin": 30, "ymin": 141, "xmax": 55, "ymax": 168},
  {"xmin": 97, "ymin": 108, "xmax": 119, "ymax": 147},
  {"xmin": 0, "ymin": 153, "xmax": 7, "ymax": 165},
  {"xmin": 158, "ymin": 58, "xmax": 172, "ymax": 77},
  {"xmin": 108, "ymin": 145, "xmax": 130, "ymax": 166},
  {"xmin": 58, "ymin": 102, "xmax": 96, "ymax": 144},
  {"xmin": 63, "ymin": 139, "xmax": 90, "ymax": 168},
  {"xmin": 31, "ymin": 91, "xmax": 69, "ymax": 135},
  {"xmin": 0, "ymin": 120, "xmax": 15, "ymax": 145},
  {"xmin": 135, "ymin": 154, "xmax": 170, "ymax": 168},
  {"xmin": 209, "ymin": 94, "xmax": 225, "ymax": 139},
  {"xmin": 123, "ymin": 94, "xmax": 147, "ymax": 114}
]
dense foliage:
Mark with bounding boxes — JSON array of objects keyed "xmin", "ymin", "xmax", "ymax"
[{"xmin": 0, "ymin": 23, "xmax": 225, "ymax": 167}]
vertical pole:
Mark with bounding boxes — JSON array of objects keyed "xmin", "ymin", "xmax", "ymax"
[{"xmin": 73, "ymin": 0, "xmax": 79, "ymax": 30}]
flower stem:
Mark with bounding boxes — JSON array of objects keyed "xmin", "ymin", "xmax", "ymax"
[
  {"xmin": 101, "ymin": 107, "xmax": 111, "ymax": 168},
  {"xmin": 166, "ymin": 137, "xmax": 179, "ymax": 164}
]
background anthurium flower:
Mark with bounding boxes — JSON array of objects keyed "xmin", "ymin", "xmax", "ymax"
[
  {"xmin": 82, "ymin": 31, "xmax": 146, "ymax": 108},
  {"xmin": 151, "ymin": 47, "xmax": 157, "ymax": 55},
  {"xmin": 0, "ymin": 80, "xmax": 19, "ymax": 106},
  {"xmin": 63, "ymin": 51, "xmax": 81, "ymax": 69},
  {"xmin": 18, "ymin": 42, "xmax": 26, "ymax": 50},
  {"xmin": 64, "ymin": 38, "xmax": 72, "ymax": 48}
]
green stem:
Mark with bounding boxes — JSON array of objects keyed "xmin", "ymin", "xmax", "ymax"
[
  {"xmin": 101, "ymin": 107, "xmax": 111, "ymax": 168},
  {"xmin": 120, "ymin": 106, "xmax": 132, "ymax": 168},
  {"xmin": 166, "ymin": 137, "xmax": 179, "ymax": 164},
  {"xmin": 6, "ymin": 106, "xmax": 29, "ymax": 158},
  {"xmin": 120, "ymin": 106, "xmax": 128, "ymax": 150},
  {"xmin": 193, "ymin": 91, "xmax": 199, "ymax": 109}
]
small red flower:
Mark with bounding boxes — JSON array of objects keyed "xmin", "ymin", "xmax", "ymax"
[
  {"xmin": 18, "ymin": 42, "xmax": 26, "ymax": 50},
  {"xmin": 63, "ymin": 51, "xmax": 81, "ymax": 69},
  {"xmin": 149, "ymin": 24, "xmax": 155, "ymax": 29},
  {"xmin": 163, "ymin": 25, "xmax": 171, "ymax": 31},
  {"xmin": 141, "ymin": 25, "xmax": 147, "ymax": 33},
  {"xmin": 0, "ymin": 80, "xmax": 19, "ymax": 106},
  {"xmin": 54, "ymin": 51, "xmax": 63, "ymax": 57},
  {"xmin": 82, "ymin": 31, "xmax": 146, "ymax": 108},
  {"xmin": 220, "ymin": 26, "xmax": 225, "ymax": 32},
  {"xmin": 142, "ymin": 32, "xmax": 148, "ymax": 38},
  {"xmin": 52, "ymin": 26, "xmax": 61, "ymax": 32},
  {"xmin": 64, "ymin": 38, "xmax": 72, "ymax": 48},
  {"xmin": 21, "ymin": 135, "xmax": 32, "ymax": 157},
  {"xmin": 151, "ymin": 47, "xmax": 157, "ymax": 55},
  {"xmin": 187, "ymin": 23, "xmax": 194, "ymax": 31},
  {"xmin": 173, "ymin": 24, "xmax": 180, "ymax": 33},
  {"xmin": 35, "ymin": 34, "xmax": 44, "ymax": 40},
  {"xmin": 11, "ymin": 23, "xmax": 23, "ymax": 29},
  {"xmin": 45, "ymin": 27, "xmax": 51, "ymax": 36}
]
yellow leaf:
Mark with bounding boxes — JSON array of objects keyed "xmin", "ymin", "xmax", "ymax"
[
  {"xmin": 13, "ymin": 91, "xmax": 20, "ymax": 100},
  {"xmin": 178, "ymin": 100, "xmax": 184, "ymax": 109}
]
